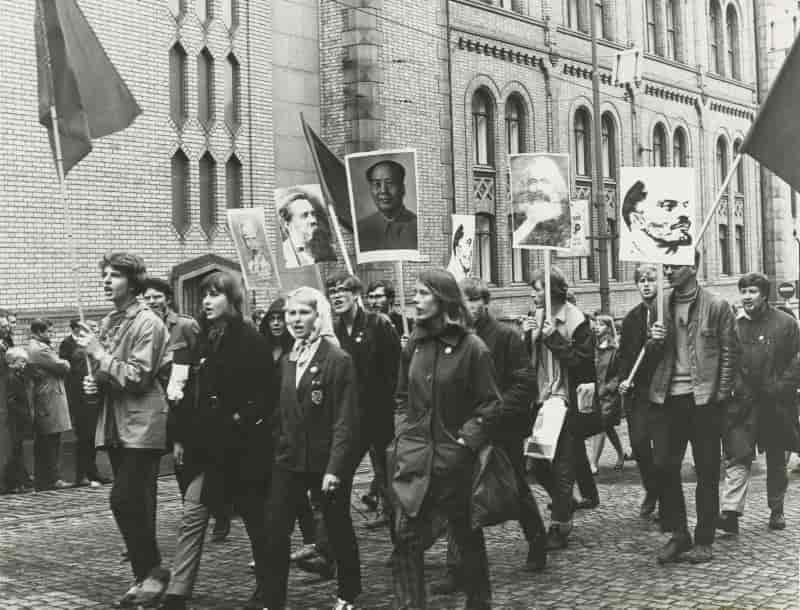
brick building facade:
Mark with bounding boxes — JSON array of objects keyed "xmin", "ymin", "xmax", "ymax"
[{"xmin": 0, "ymin": 0, "xmax": 770, "ymax": 336}]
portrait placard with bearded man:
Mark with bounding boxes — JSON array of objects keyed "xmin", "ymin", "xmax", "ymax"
[{"xmin": 510, "ymin": 153, "xmax": 572, "ymax": 250}]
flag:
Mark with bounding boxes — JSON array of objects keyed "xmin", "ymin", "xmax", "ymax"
[
  {"xmin": 741, "ymin": 33, "xmax": 800, "ymax": 192},
  {"xmin": 35, "ymin": 0, "xmax": 142, "ymax": 175},
  {"xmin": 301, "ymin": 115, "xmax": 352, "ymax": 231}
]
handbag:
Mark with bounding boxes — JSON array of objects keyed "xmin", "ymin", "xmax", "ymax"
[
  {"xmin": 524, "ymin": 395, "xmax": 568, "ymax": 461},
  {"xmin": 470, "ymin": 444, "xmax": 520, "ymax": 529}
]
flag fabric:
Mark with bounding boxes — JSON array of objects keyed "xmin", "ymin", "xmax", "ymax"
[
  {"xmin": 35, "ymin": 0, "xmax": 142, "ymax": 174},
  {"xmin": 741, "ymin": 32, "xmax": 800, "ymax": 192},
  {"xmin": 301, "ymin": 115, "xmax": 353, "ymax": 231}
]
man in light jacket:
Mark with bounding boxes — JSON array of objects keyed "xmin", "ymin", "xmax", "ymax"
[
  {"xmin": 77, "ymin": 252, "xmax": 171, "ymax": 608},
  {"xmin": 27, "ymin": 318, "xmax": 72, "ymax": 490},
  {"xmin": 648, "ymin": 251, "xmax": 739, "ymax": 565}
]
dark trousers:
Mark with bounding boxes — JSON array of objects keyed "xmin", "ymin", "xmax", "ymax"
[
  {"xmin": 650, "ymin": 395, "xmax": 722, "ymax": 545},
  {"xmin": 33, "ymin": 430, "xmax": 61, "ymax": 488},
  {"xmin": 532, "ymin": 419, "xmax": 597, "ymax": 524},
  {"xmin": 5, "ymin": 415, "xmax": 31, "ymax": 490},
  {"xmin": 264, "ymin": 467, "xmax": 361, "ymax": 608},
  {"xmin": 109, "ymin": 448, "xmax": 162, "ymax": 581},
  {"xmin": 393, "ymin": 491, "xmax": 490, "ymax": 610},
  {"xmin": 296, "ymin": 486, "xmax": 321, "ymax": 545},
  {"xmin": 236, "ymin": 488, "xmax": 271, "ymax": 593},
  {"xmin": 445, "ymin": 438, "xmax": 545, "ymax": 576},
  {"xmin": 765, "ymin": 447, "xmax": 788, "ymax": 512},
  {"xmin": 625, "ymin": 395, "xmax": 660, "ymax": 503},
  {"xmin": 72, "ymin": 397, "xmax": 101, "ymax": 482}
]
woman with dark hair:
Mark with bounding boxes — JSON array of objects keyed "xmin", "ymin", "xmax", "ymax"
[
  {"xmin": 160, "ymin": 271, "xmax": 276, "ymax": 610},
  {"xmin": 390, "ymin": 268, "xmax": 503, "ymax": 610},
  {"xmin": 259, "ymin": 298, "xmax": 294, "ymax": 365}
]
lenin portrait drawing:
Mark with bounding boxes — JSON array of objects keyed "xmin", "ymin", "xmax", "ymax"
[
  {"xmin": 510, "ymin": 153, "xmax": 572, "ymax": 251},
  {"xmin": 345, "ymin": 149, "xmax": 420, "ymax": 263}
]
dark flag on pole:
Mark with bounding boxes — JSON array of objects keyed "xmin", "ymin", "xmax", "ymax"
[
  {"xmin": 301, "ymin": 115, "xmax": 353, "ymax": 231},
  {"xmin": 35, "ymin": 0, "xmax": 142, "ymax": 174},
  {"xmin": 741, "ymin": 33, "xmax": 800, "ymax": 192}
]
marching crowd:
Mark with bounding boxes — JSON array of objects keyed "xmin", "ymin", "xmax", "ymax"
[{"xmin": 1, "ymin": 250, "xmax": 797, "ymax": 610}]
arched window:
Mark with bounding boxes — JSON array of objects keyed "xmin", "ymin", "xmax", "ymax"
[
  {"xmin": 222, "ymin": 0, "xmax": 239, "ymax": 31},
  {"xmin": 505, "ymin": 95, "xmax": 525, "ymax": 155},
  {"xmin": 645, "ymin": 0, "xmax": 657, "ymax": 53},
  {"xmin": 574, "ymin": 108, "xmax": 591, "ymax": 177},
  {"xmin": 709, "ymin": 0, "xmax": 724, "ymax": 74},
  {"xmin": 673, "ymin": 127, "xmax": 687, "ymax": 167},
  {"xmin": 196, "ymin": 0, "xmax": 212, "ymax": 23},
  {"xmin": 601, "ymin": 113, "xmax": 616, "ymax": 178},
  {"xmin": 733, "ymin": 139, "xmax": 744, "ymax": 193},
  {"xmin": 171, "ymin": 149, "xmax": 190, "ymax": 237},
  {"xmin": 475, "ymin": 213, "xmax": 495, "ymax": 283},
  {"xmin": 197, "ymin": 48, "xmax": 215, "ymax": 129},
  {"xmin": 169, "ymin": 43, "xmax": 187, "ymax": 128},
  {"xmin": 224, "ymin": 53, "xmax": 241, "ymax": 131},
  {"xmin": 226, "ymin": 155, "xmax": 243, "ymax": 209},
  {"xmin": 652, "ymin": 123, "xmax": 667, "ymax": 167},
  {"xmin": 726, "ymin": 5, "xmax": 741, "ymax": 79},
  {"xmin": 168, "ymin": 0, "xmax": 185, "ymax": 19},
  {"xmin": 719, "ymin": 224, "xmax": 731, "ymax": 275},
  {"xmin": 472, "ymin": 90, "xmax": 493, "ymax": 166},
  {"xmin": 716, "ymin": 136, "xmax": 729, "ymax": 185},
  {"xmin": 199, "ymin": 152, "xmax": 217, "ymax": 237},
  {"xmin": 509, "ymin": 214, "xmax": 530, "ymax": 284}
]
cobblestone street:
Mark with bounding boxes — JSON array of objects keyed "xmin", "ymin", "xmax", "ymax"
[{"xmin": 1, "ymin": 437, "xmax": 798, "ymax": 610}]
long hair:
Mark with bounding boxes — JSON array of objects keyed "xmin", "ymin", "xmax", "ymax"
[
  {"xmin": 259, "ymin": 297, "xmax": 293, "ymax": 355},
  {"xmin": 418, "ymin": 268, "xmax": 471, "ymax": 328},
  {"xmin": 594, "ymin": 314, "xmax": 618, "ymax": 348},
  {"xmin": 196, "ymin": 272, "xmax": 245, "ymax": 339}
]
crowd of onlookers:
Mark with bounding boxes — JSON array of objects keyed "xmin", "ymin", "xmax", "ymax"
[{"xmin": 2, "ymin": 249, "xmax": 798, "ymax": 610}]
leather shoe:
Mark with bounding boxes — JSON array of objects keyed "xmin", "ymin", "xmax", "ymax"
[
  {"xmin": 656, "ymin": 533, "xmax": 692, "ymax": 564},
  {"xmin": 430, "ymin": 573, "xmax": 462, "ymax": 594},
  {"xmin": 129, "ymin": 567, "xmax": 170, "ymax": 607},
  {"xmin": 685, "ymin": 543, "xmax": 713, "ymax": 564},
  {"xmin": 639, "ymin": 494, "xmax": 657, "ymax": 518},
  {"xmin": 117, "ymin": 580, "xmax": 142, "ymax": 608},
  {"xmin": 524, "ymin": 538, "xmax": 547, "ymax": 572},
  {"xmin": 769, "ymin": 510, "xmax": 786, "ymax": 530},
  {"xmin": 296, "ymin": 555, "xmax": 336, "ymax": 580},
  {"xmin": 544, "ymin": 525, "xmax": 568, "ymax": 551},
  {"xmin": 716, "ymin": 511, "xmax": 739, "ymax": 534},
  {"xmin": 574, "ymin": 497, "xmax": 599, "ymax": 510}
]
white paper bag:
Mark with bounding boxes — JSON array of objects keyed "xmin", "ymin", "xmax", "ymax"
[
  {"xmin": 524, "ymin": 396, "xmax": 568, "ymax": 461},
  {"xmin": 576, "ymin": 382, "xmax": 596, "ymax": 414}
]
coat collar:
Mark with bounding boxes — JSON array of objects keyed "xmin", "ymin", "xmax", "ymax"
[
  {"xmin": 297, "ymin": 337, "xmax": 331, "ymax": 389},
  {"xmin": 413, "ymin": 321, "xmax": 467, "ymax": 347},
  {"xmin": 336, "ymin": 305, "xmax": 366, "ymax": 337}
]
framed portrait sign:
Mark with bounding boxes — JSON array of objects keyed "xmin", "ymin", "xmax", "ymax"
[
  {"xmin": 274, "ymin": 184, "xmax": 337, "ymax": 269},
  {"xmin": 227, "ymin": 207, "xmax": 275, "ymax": 291},
  {"xmin": 619, "ymin": 167, "xmax": 696, "ymax": 265},
  {"xmin": 510, "ymin": 153, "xmax": 572, "ymax": 251},
  {"xmin": 446, "ymin": 214, "xmax": 475, "ymax": 282},
  {"xmin": 345, "ymin": 149, "xmax": 421, "ymax": 264}
]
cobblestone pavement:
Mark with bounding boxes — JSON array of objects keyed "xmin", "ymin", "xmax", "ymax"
[{"xmin": 1, "ymin": 433, "xmax": 798, "ymax": 610}]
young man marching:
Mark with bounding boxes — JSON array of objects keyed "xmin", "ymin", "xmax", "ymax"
[
  {"xmin": 717, "ymin": 272, "xmax": 800, "ymax": 534},
  {"xmin": 648, "ymin": 252, "xmax": 738, "ymax": 564},
  {"xmin": 77, "ymin": 253, "xmax": 171, "ymax": 607}
]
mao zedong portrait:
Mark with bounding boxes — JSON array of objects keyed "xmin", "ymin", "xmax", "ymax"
[{"xmin": 357, "ymin": 160, "xmax": 418, "ymax": 252}]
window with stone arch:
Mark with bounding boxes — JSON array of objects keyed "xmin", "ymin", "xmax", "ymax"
[
  {"xmin": 565, "ymin": 0, "xmax": 588, "ymax": 34},
  {"xmin": 197, "ymin": 48, "xmax": 215, "ymax": 129},
  {"xmin": 665, "ymin": 0, "xmax": 683, "ymax": 61},
  {"xmin": 573, "ymin": 107, "xmax": 591, "ymax": 177},
  {"xmin": 652, "ymin": 123, "xmax": 668, "ymax": 167},
  {"xmin": 673, "ymin": 127, "xmax": 688, "ymax": 167},
  {"xmin": 171, "ymin": 149, "xmax": 190, "ymax": 237},
  {"xmin": 505, "ymin": 94, "xmax": 525, "ymax": 156},
  {"xmin": 726, "ymin": 4, "xmax": 741, "ymax": 80},
  {"xmin": 472, "ymin": 89, "xmax": 494, "ymax": 167},
  {"xmin": 169, "ymin": 43, "xmax": 188, "ymax": 128},
  {"xmin": 733, "ymin": 139, "xmax": 744, "ymax": 193},
  {"xmin": 709, "ymin": 0, "xmax": 724, "ymax": 75},
  {"xmin": 716, "ymin": 135, "xmax": 729, "ymax": 185}
]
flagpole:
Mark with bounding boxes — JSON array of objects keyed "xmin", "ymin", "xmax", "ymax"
[
  {"xmin": 395, "ymin": 261, "xmax": 409, "ymax": 337},
  {"xmin": 696, "ymin": 155, "xmax": 743, "ymax": 246},
  {"xmin": 300, "ymin": 114, "xmax": 355, "ymax": 276},
  {"xmin": 37, "ymin": 0, "xmax": 85, "ymax": 324}
]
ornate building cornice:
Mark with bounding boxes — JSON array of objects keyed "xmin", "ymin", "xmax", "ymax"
[{"xmin": 457, "ymin": 35, "xmax": 543, "ymax": 68}]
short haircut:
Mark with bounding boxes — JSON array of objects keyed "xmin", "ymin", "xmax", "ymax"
[
  {"xmin": 366, "ymin": 160, "xmax": 405, "ymax": 184},
  {"xmin": 366, "ymin": 279, "xmax": 395, "ymax": 302},
  {"xmin": 460, "ymin": 277, "xmax": 490, "ymax": 303},
  {"xmin": 5, "ymin": 346, "xmax": 28, "ymax": 364},
  {"xmin": 99, "ymin": 252, "xmax": 147, "ymax": 296},
  {"xmin": 633, "ymin": 264, "xmax": 659, "ymax": 283},
  {"xmin": 30, "ymin": 318, "xmax": 51, "ymax": 334},
  {"xmin": 142, "ymin": 277, "xmax": 174, "ymax": 300},
  {"xmin": 738, "ymin": 272, "xmax": 770, "ymax": 297},
  {"xmin": 325, "ymin": 271, "xmax": 363, "ymax": 294},
  {"xmin": 452, "ymin": 224, "xmax": 464, "ymax": 254},
  {"xmin": 530, "ymin": 266, "xmax": 569, "ymax": 304},
  {"xmin": 278, "ymin": 191, "xmax": 314, "ymax": 224},
  {"xmin": 69, "ymin": 318, "xmax": 81, "ymax": 331}
]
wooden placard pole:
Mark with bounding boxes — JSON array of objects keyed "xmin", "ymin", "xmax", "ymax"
[{"xmin": 395, "ymin": 261, "xmax": 409, "ymax": 337}]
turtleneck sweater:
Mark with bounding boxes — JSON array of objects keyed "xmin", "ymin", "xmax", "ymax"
[{"xmin": 669, "ymin": 283, "xmax": 699, "ymax": 397}]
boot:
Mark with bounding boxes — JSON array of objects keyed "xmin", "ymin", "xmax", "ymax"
[
  {"xmin": 715, "ymin": 510, "xmax": 739, "ymax": 535},
  {"xmin": 524, "ymin": 536, "xmax": 547, "ymax": 572},
  {"xmin": 544, "ymin": 525, "xmax": 568, "ymax": 551},
  {"xmin": 656, "ymin": 531, "xmax": 692, "ymax": 564},
  {"xmin": 769, "ymin": 509, "xmax": 786, "ymax": 530}
]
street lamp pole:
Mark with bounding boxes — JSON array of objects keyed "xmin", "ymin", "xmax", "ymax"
[{"xmin": 590, "ymin": 0, "xmax": 611, "ymax": 313}]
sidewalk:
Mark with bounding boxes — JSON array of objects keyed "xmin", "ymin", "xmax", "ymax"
[{"xmin": 1, "ymin": 438, "xmax": 798, "ymax": 609}]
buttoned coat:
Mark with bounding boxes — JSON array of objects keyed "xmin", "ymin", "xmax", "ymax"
[
  {"xmin": 334, "ymin": 306, "xmax": 401, "ymax": 448},
  {"xmin": 389, "ymin": 323, "xmax": 502, "ymax": 519},
  {"xmin": 27, "ymin": 338, "xmax": 72, "ymax": 435},
  {"xmin": 274, "ymin": 338, "xmax": 360, "ymax": 479},
  {"xmin": 93, "ymin": 301, "xmax": 170, "ymax": 450}
]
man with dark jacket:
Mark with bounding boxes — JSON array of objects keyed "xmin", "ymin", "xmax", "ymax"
[
  {"xmin": 430, "ymin": 277, "xmax": 544, "ymax": 593},
  {"xmin": 328, "ymin": 272, "xmax": 401, "ymax": 533},
  {"xmin": 524, "ymin": 267, "xmax": 597, "ymax": 550},
  {"xmin": 617, "ymin": 264, "xmax": 660, "ymax": 518},
  {"xmin": 717, "ymin": 272, "xmax": 800, "ymax": 534},
  {"xmin": 648, "ymin": 252, "xmax": 739, "ymax": 564}
]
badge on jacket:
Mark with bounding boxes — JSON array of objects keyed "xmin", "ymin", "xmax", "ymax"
[{"xmin": 311, "ymin": 389, "xmax": 323, "ymax": 405}]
